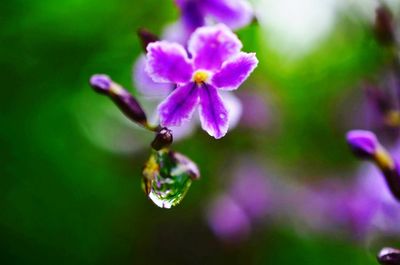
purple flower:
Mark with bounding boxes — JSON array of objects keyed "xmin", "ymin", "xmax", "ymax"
[
  {"xmin": 145, "ymin": 24, "xmax": 258, "ymax": 138},
  {"xmin": 133, "ymin": 56, "xmax": 244, "ymax": 138},
  {"xmin": 284, "ymin": 167, "xmax": 399, "ymax": 238},
  {"xmin": 237, "ymin": 91, "xmax": 272, "ymax": 130},
  {"xmin": 206, "ymin": 158, "xmax": 271, "ymax": 241},
  {"xmin": 346, "ymin": 162, "xmax": 400, "ymax": 237},
  {"xmin": 229, "ymin": 160, "xmax": 271, "ymax": 219},
  {"xmin": 207, "ymin": 194, "xmax": 251, "ymax": 241},
  {"xmin": 174, "ymin": 0, "xmax": 253, "ymax": 41}
]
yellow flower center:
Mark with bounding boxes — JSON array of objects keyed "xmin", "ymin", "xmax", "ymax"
[{"xmin": 192, "ymin": 70, "xmax": 210, "ymax": 84}]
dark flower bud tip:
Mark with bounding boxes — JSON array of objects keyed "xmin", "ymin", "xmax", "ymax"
[
  {"xmin": 90, "ymin": 74, "xmax": 112, "ymax": 94},
  {"xmin": 374, "ymin": 5, "xmax": 395, "ymax": 45},
  {"xmin": 377, "ymin": 247, "xmax": 400, "ymax": 265},
  {"xmin": 346, "ymin": 130, "xmax": 379, "ymax": 158},
  {"xmin": 151, "ymin": 127, "xmax": 173, "ymax": 151},
  {"xmin": 137, "ymin": 28, "xmax": 159, "ymax": 52},
  {"xmin": 364, "ymin": 84, "xmax": 390, "ymax": 114}
]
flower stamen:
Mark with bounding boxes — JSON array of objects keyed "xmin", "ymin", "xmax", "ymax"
[{"xmin": 192, "ymin": 70, "xmax": 210, "ymax": 84}]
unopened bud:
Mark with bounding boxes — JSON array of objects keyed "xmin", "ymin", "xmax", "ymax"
[
  {"xmin": 89, "ymin": 74, "xmax": 148, "ymax": 127},
  {"xmin": 90, "ymin": 74, "xmax": 112, "ymax": 94},
  {"xmin": 151, "ymin": 127, "xmax": 173, "ymax": 151},
  {"xmin": 374, "ymin": 5, "xmax": 395, "ymax": 45},
  {"xmin": 137, "ymin": 28, "xmax": 159, "ymax": 52},
  {"xmin": 346, "ymin": 130, "xmax": 379, "ymax": 159},
  {"xmin": 346, "ymin": 130, "xmax": 400, "ymax": 201},
  {"xmin": 365, "ymin": 84, "xmax": 390, "ymax": 114},
  {"xmin": 378, "ymin": 247, "xmax": 400, "ymax": 265}
]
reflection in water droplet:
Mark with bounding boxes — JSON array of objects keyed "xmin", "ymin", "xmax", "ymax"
[{"xmin": 142, "ymin": 149, "xmax": 200, "ymax": 208}]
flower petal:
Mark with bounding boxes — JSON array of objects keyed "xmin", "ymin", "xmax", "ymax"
[
  {"xmin": 150, "ymin": 101, "xmax": 197, "ymax": 141},
  {"xmin": 162, "ymin": 21, "xmax": 190, "ymax": 45},
  {"xmin": 212, "ymin": 52, "xmax": 258, "ymax": 91},
  {"xmin": 198, "ymin": 84, "xmax": 229, "ymax": 139},
  {"xmin": 200, "ymin": 0, "xmax": 254, "ymax": 29},
  {"xmin": 188, "ymin": 24, "xmax": 242, "ymax": 71},
  {"xmin": 133, "ymin": 55, "xmax": 172, "ymax": 98},
  {"xmin": 146, "ymin": 41, "xmax": 193, "ymax": 84},
  {"xmin": 178, "ymin": 0, "xmax": 205, "ymax": 33},
  {"xmin": 219, "ymin": 91, "xmax": 242, "ymax": 129},
  {"xmin": 169, "ymin": 120, "xmax": 197, "ymax": 141},
  {"xmin": 158, "ymin": 82, "xmax": 199, "ymax": 127}
]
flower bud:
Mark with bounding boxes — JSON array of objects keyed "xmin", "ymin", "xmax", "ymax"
[
  {"xmin": 90, "ymin": 74, "xmax": 112, "ymax": 94},
  {"xmin": 365, "ymin": 84, "xmax": 390, "ymax": 115},
  {"xmin": 137, "ymin": 28, "xmax": 159, "ymax": 52},
  {"xmin": 346, "ymin": 130, "xmax": 379, "ymax": 159},
  {"xmin": 347, "ymin": 130, "xmax": 400, "ymax": 201},
  {"xmin": 377, "ymin": 247, "xmax": 400, "ymax": 265},
  {"xmin": 89, "ymin": 74, "xmax": 148, "ymax": 127},
  {"xmin": 374, "ymin": 5, "xmax": 396, "ymax": 45},
  {"xmin": 151, "ymin": 127, "xmax": 173, "ymax": 151}
]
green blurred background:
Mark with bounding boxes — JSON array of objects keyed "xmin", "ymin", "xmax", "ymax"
[{"xmin": 1, "ymin": 0, "xmax": 395, "ymax": 264}]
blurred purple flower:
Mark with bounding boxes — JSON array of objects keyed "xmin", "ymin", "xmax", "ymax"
[
  {"xmin": 206, "ymin": 158, "xmax": 271, "ymax": 241},
  {"xmin": 237, "ymin": 91, "xmax": 272, "ymax": 130},
  {"xmin": 171, "ymin": 0, "xmax": 254, "ymax": 44},
  {"xmin": 364, "ymin": 72, "xmax": 400, "ymax": 133},
  {"xmin": 207, "ymin": 194, "xmax": 251, "ymax": 241},
  {"xmin": 145, "ymin": 24, "xmax": 258, "ymax": 138},
  {"xmin": 289, "ymin": 173, "xmax": 395, "ymax": 238},
  {"xmin": 343, "ymin": 162, "xmax": 400, "ymax": 237},
  {"xmin": 204, "ymin": 145, "xmax": 400, "ymax": 241},
  {"xmin": 229, "ymin": 160, "xmax": 271, "ymax": 219},
  {"xmin": 299, "ymin": 141, "xmax": 400, "ymax": 238},
  {"xmin": 338, "ymin": 181, "xmax": 381, "ymax": 237}
]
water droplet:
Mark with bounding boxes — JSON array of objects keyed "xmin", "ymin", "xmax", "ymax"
[
  {"xmin": 142, "ymin": 149, "xmax": 200, "ymax": 208},
  {"xmin": 220, "ymin": 113, "xmax": 226, "ymax": 119}
]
